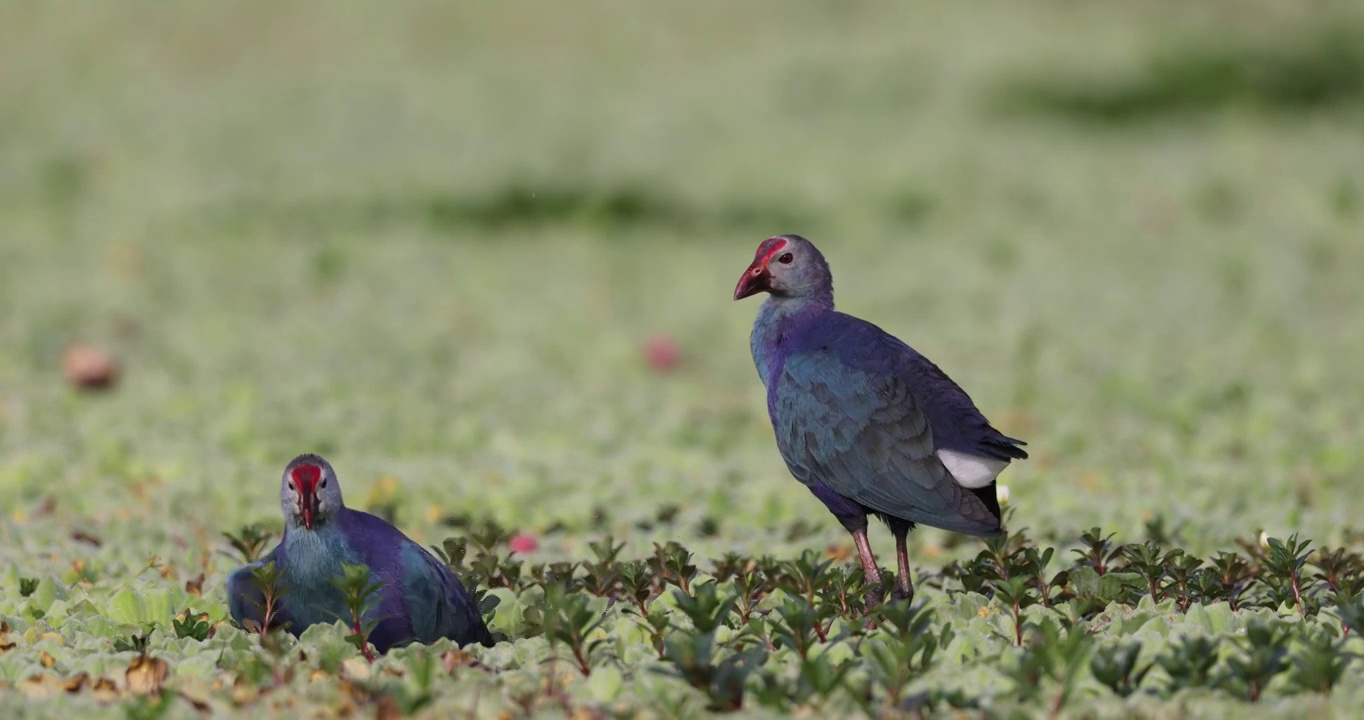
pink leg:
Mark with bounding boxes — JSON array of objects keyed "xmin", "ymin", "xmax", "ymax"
[
  {"xmin": 852, "ymin": 526, "xmax": 885, "ymax": 607},
  {"xmin": 891, "ymin": 527, "xmax": 914, "ymax": 602}
]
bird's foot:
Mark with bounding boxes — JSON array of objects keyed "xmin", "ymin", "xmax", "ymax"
[
  {"xmin": 861, "ymin": 577, "xmax": 887, "ymax": 613},
  {"xmin": 890, "ymin": 581, "xmax": 915, "ymax": 604}
]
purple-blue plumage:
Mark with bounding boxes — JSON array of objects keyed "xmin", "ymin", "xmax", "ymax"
[
  {"xmin": 735, "ymin": 234, "xmax": 1027, "ymax": 603},
  {"xmin": 227, "ymin": 454, "xmax": 492, "ymax": 653}
]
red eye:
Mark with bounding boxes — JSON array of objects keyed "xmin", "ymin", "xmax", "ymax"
[{"xmin": 777, "ymin": 253, "xmax": 794, "ymax": 264}]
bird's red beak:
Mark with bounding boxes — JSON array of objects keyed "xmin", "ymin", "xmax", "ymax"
[
  {"xmin": 733, "ymin": 262, "xmax": 771, "ymax": 300},
  {"xmin": 292, "ymin": 465, "xmax": 321, "ymax": 530},
  {"xmin": 300, "ymin": 487, "xmax": 316, "ymax": 529},
  {"xmin": 735, "ymin": 236, "xmax": 790, "ymax": 300}
]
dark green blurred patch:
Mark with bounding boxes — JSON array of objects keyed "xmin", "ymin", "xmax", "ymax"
[
  {"xmin": 1331, "ymin": 176, "xmax": 1360, "ymax": 219},
  {"xmin": 1194, "ymin": 178, "xmax": 1240, "ymax": 225},
  {"xmin": 992, "ymin": 21, "xmax": 1364, "ymax": 124},
  {"xmin": 211, "ymin": 181, "xmax": 812, "ymax": 237},
  {"xmin": 42, "ymin": 155, "xmax": 87, "ymax": 207},
  {"xmin": 887, "ymin": 189, "xmax": 936, "ymax": 226}
]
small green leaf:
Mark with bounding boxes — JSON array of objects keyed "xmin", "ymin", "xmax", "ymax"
[
  {"xmin": 107, "ymin": 587, "xmax": 147, "ymax": 625},
  {"xmin": 587, "ymin": 663, "xmax": 624, "ymax": 701},
  {"xmin": 28, "ymin": 577, "xmax": 68, "ymax": 613},
  {"xmin": 1071, "ymin": 567, "xmax": 1144, "ymax": 605}
]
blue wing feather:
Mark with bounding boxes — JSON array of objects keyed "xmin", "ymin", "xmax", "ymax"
[
  {"xmin": 225, "ymin": 546, "xmax": 297, "ymax": 632},
  {"xmin": 769, "ymin": 313, "xmax": 1011, "ymax": 535},
  {"xmin": 341, "ymin": 510, "xmax": 493, "ymax": 649},
  {"xmin": 225, "ymin": 561, "xmax": 266, "ymax": 629},
  {"xmin": 400, "ymin": 544, "xmax": 494, "ymax": 647},
  {"xmin": 890, "ymin": 339, "xmax": 1028, "ymax": 461}
]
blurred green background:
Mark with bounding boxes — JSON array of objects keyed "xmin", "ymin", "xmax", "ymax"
[{"xmin": 2, "ymin": 0, "xmax": 1363, "ymax": 600}]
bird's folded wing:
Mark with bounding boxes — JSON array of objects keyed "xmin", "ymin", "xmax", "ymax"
[
  {"xmin": 775, "ymin": 350, "xmax": 1000, "ymax": 534},
  {"xmin": 402, "ymin": 543, "xmax": 492, "ymax": 646},
  {"xmin": 399, "ymin": 544, "xmax": 452, "ymax": 641},
  {"xmin": 225, "ymin": 549, "xmax": 292, "ymax": 631}
]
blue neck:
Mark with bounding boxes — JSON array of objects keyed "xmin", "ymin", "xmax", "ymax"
[
  {"xmin": 282, "ymin": 517, "xmax": 353, "ymax": 584},
  {"xmin": 750, "ymin": 294, "xmax": 833, "ymax": 386}
]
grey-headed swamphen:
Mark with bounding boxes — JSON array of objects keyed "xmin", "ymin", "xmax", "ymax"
[
  {"xmin": 734, "ymin": 234, "xmax": 1027, "ymax": 604},
  {"xmin": 226, "ymin": 454, "xmax": 493, "ymax": 652}
]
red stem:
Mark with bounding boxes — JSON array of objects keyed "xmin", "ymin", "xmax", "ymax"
[
  {"xmin": 573, "ymin": 644, "xmax": 592, "ymax": 676},
  {"xmin": 1291, "ymin": 571, "xmax": 1304, "ymax": 615},
  {"xmin": 261, "ymin": 595, "xmax": 276, "ymax": 634},
  {"xmin": 353, "ymin": 618, "xmax": 376, "ymax": 664}
]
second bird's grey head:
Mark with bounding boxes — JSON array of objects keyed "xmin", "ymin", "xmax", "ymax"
[
  {"xmin": 280, "ymin": 453, "xmax": 344, "ymax": 530},
  {"xmin": 732, "ymin": 234, "xmax": 833, "ymax": 303}
]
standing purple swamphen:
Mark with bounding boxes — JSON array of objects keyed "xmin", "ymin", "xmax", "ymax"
[
  {"xmin": 734, "ymin": 234, "xmax": 1027, "ymax": 603},
  {"xmin": 226, "ymin": 454, "xmax": 493, "ymax": 652}
]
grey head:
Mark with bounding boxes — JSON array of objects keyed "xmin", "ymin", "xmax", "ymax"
[
  {"xmin": 732, "ymin": 234, "xmax": 833, "ymax": 303},
  {"xmin": 279, "ymin": 453, "xmax": 345, "ymax": 530}
]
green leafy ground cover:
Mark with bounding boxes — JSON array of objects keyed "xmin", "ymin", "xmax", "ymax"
[{"xmin": 2, "ymin": 2, "xmax": 1364, "ymax": 717}]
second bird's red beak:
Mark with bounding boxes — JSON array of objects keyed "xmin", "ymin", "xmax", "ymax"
[{"xmin": 733, "ymin": 262, "xmax": 771, "ymax": 300}]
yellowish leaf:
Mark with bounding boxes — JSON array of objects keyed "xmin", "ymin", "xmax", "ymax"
[
  {"xmin": 20, "ymin": 673, "xmax": 63, "ymax": 698},
  {"xmin": 442, "ymin": 648, "xmax": 471, "ymax": 674},
  {"xmin": 230, "ymin": 676, "xmax": 260, "ymax": 705},
  {"xmin": 340, "ymin": 657, "xmax": 371, "ymax": 681}
]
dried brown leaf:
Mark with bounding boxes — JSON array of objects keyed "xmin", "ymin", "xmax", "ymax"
[
  {"xmin": 125, "ymin": 654, "xmax": 169, "ymax": 696},
  {"xmin": 63, "ymin": 672, "xmax": 89, "ymax": 693},
  {"xmin": 179, "ymin": 691, "xmax": 212, "ymax": 714},
  {"xmin": 374, "ymin": 695, "xmax": 401, "ymax": 720},
  {"xmin": 71, "ymin": 531, "xmax": 103, "ymax": 547},
  {"xmin": 92, "ymin": 677, "xmax": 120, "ymax": 703}
]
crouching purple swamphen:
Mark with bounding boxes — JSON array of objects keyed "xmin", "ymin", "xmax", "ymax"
[
  {"xmin": 226, "ymin": 454, "xmax": 493, "ymax": 652},
  {"xmin": 734, "ymin": 234, "xmax": 1027, "ymax": 604}
]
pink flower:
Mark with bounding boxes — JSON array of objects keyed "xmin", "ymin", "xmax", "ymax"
[
  {"xmin": 508, "ymin": 533, "xmax": 538, "ymax": 554},
  {"xmin": 643, "ymin": 334, "xmax": 681, "ymax": 372}
]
